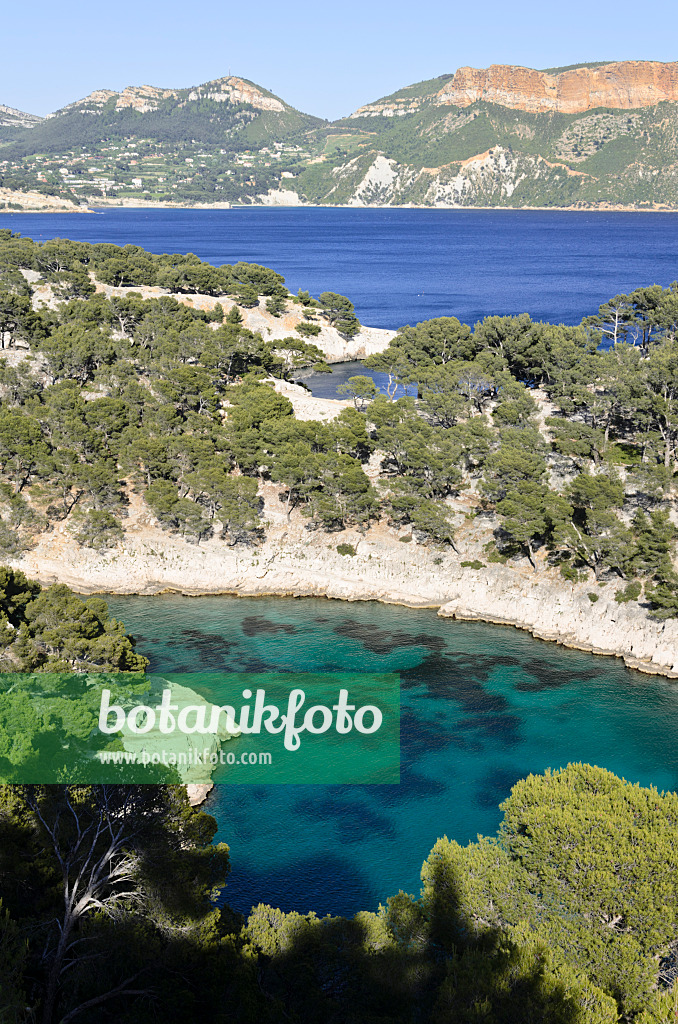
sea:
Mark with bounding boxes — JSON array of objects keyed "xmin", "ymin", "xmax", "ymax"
[
  {"xmin": 3, "ymin": 207, "xmax": 678, "ymax": 918},
  {"xmin": 107, "ymin": 594, "xmax": 678, "ymax": 919},
  {"xmin": 2, "ymin": 206, "xmax": 678, "ymax": 329}
]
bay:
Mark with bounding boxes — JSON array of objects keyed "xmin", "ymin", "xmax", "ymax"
[
  {"xmin": 107, "ymin": 594, "xmax": 678, "ymax": 919},
  {"xmin": 2, "ymin": 207, "xmax": 678, "ymax": 330},
  {"xmin": 6, "ymin": 205, "xmax": 678, "ymax": 918}
]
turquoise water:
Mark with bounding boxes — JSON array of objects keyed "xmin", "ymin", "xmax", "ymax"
[{"xmin": 106, "ymin": 594, "xmax": 678, "ymax": 918}]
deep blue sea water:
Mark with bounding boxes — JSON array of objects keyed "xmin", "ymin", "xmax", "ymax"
[
  {"xmin": 2, "ymin": 207, "xmax": 678, "ymax": 329},
  {"xmin": 107, "ymin": 595, "xmax": 678, "ymax": 919}
]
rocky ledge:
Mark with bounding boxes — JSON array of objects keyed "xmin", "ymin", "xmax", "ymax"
[{"xmin": 13, "ymin": 481, "xmax": 678, "ymax": 680}]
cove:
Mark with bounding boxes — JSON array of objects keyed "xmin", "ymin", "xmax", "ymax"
[{"xmin": 105, "ymin": 594, "xmax": 678, "ymax": 918}]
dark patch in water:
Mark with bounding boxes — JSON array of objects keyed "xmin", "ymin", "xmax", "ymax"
[
  {"xmin": 400, "ymin": 653, "xmax": 520, "ymax": 694},
  {"xmin": 400, "ymin": 708, "xmax": 454, "ymax": 759},
  {"xmin": 458, "ymin": 714, "xmax": 521, "ymax": 745},
  {"xmin": 181, "ymin": 627, "xmax": 235, "ymax": 648},
  {"xmin": 513, "ymin": 656, "xmax": 602, "ymax": 692},
  {"xmin": 333, "ymin": 619, "xmax": 446, "ymax": 655},
  {"xmin": 373, "ymin": 772, "xmax": 448, "ymax": 803},
  {"xmin": 402, "ymin": 654, "xmax": 521, "ymax": 745},
  {"xmin": 221, "ymin": 853, "xmax": 378, "ymax": 918},
  {"xmin": 156, "ymin": 629, "xmax": 236, "ymax": 669},
  {"xmin": 241, "ymin": 616, "xmax": 297, "ymax": 637},
  {"xmin": 241, "ymin": 656, "xmax": 288, "ymax": 674},
  {"xmin": 475, "ymin": 766, "xmax": 524, "ymax": 809},
  {"xmin": 294, "ymin": 794, "xmax": 396, "ymax": 843}
]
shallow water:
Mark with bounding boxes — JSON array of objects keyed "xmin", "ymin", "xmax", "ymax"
[{"xmin": 106, "ymin": 594, "xmax": 678, "ymax": 918}]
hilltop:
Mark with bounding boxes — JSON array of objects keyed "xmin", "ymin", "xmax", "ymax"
[
  {"xmin": 0, "ymin": 104, "xmax": 42, "ymax": 129},
  {"xmin": 349, "ymin": 60, "xmax": 678, "ymax": 116},
  {"xmin": 0, "ymin": 74, "xmax": 323, "ymax": 206},
  {"xmin": 3, "ymin": 61, "xmax": 678, "ymax": 208}
]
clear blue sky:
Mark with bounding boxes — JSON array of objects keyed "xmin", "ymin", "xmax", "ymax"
[{"xmin": 3, "ymin": 0, "xmax": 677, "ymax": 120}]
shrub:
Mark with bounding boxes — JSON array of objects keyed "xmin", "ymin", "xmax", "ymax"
[
  {"xmin": 615, "ymin": 580, "xmax": 642, "ymax": 604},
  {"xmin": 296, "ymin": 321, "xmax": 321, "ymax": 337},
  {"xmin": 560, "ymin": 563, "xmax": 587, "ymax": 583},
  {"xmin": 70, "ymin": 509, "xmax": 124, "ymax": 551},
  {"xmin": 336, "ymin": 543, "xmax": 356, "ymax": 557},
  {"xmin": 461, "ymin": 559, "xmax": 485, "ymax": 569},
  {"xmin": 588, "ymin": 592, "xmax": 599, "ymax": 603},
  {"xmin": 266, "ymin": 295, "xmax": 286, "ymax": 317},
  {"xmin": 0, "ymin": 519, "xmax": 23, "ymax": 557}
]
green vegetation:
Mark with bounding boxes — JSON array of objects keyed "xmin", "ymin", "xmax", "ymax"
[
  {"xmin": 0, "ymin": 231, "xmax": 675, "ymax": 617},
  {"xmin": 2, "ymin": 764, "xmax": 677, "ymax": 1021},
  {"xmin": 3, "ymin": 69, "xmax": 678, "ymax": 207},
  {"xmin": 0, "ymin": 76, "xmax": 322, "ymax": 207},
  {"xmin": 0, "ymin": 232, "xmax": 370, "ymax": 545},
  {"xmin": 0, "ymin": 565, "xmax": 146, "ymax": 672},
  {"xmin": 364, "ymin": 298, "xmax": 678, "ymax": 606}
]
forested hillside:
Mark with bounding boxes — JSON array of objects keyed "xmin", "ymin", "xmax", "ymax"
[
  {"xmin": 0, "ymin": 228, "xmax": 677, "ymax": 1019},
  {"xmin": 0, "ymin": 75, "xmax": 323, "ymax": 206},
  {"xmin": 4, "ymin": 62, "xmax": 678, "ymax": 207},
  {"xmin": 0, "ymin": 229, "xmax": 676, "ymax": 619}
]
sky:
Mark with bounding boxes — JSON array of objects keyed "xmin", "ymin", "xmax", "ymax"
[{"xmin": 3, "ymin": 0, "xmax": 678, "ymax": 121}]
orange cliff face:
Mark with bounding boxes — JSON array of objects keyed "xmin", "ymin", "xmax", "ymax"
[{"xmin": 434, "ymin": 62, "xmax": 678, "ymax": 113}]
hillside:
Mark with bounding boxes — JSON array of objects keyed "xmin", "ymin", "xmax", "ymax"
[
  {"xmin": 3, "ymin": 62, "xmax": 678, "ymax": 208},
  {"xmin": 0, "ymin": 75, "xmax": 324, "ymax": 205},
  {"xmin": 289, "ymin": 61, "xmax": 678, "ymax": 208},
  {"xmin": 0, "ymin": 230, "xmax": 676, "ymax": 679}
]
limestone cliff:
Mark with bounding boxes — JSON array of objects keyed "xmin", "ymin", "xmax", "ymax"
[
  {"xmin": 351, "ymin": 61, "xmax": 678, "ymax": 117},
  {"xmin": 436, "ymin": 62, "xmax": 678, "ymax": 113},
  {"xmin": 13, "ymin": 472, "xmax": 678, "ymax": 681},
  {"xmin": 0, "ymin": 103, "xmax": 42, "ymax": 128},
  {"xmin": 187, "ymin": 77, "xmax": 286, "ymax": 112}
]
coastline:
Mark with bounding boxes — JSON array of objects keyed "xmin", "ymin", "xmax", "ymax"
[
  {"xmin": 3, "ymin": 197, "xmax": 678, "ymax": 214},
  {"xmin": 12, "ymin": 496, "xmax": 678, "ymax": 681},
  {"xmin": 1, "ymin": 239, "xmax": 675, "ymax": 685}
]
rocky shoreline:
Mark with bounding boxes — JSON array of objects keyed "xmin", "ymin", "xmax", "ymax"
[
  {"xmin": 2, "ymin": 192, "xmax": 678, "ymax": 214},
  {"xmin": 13, "ymin": 492, "xmax": 678, "ymax": 681}
]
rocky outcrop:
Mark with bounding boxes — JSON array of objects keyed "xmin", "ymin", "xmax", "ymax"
[
  {"xmin": 0, "ymin": 187, "xmax": 81, "ymax": 212},
  {"xmin": 186, "ymin": 783, "xmax": 214, "ymax": 806},
  {"xmin": 13, "ymin": 476, "xmax": 678, "ymax": 680},
  {"xmin": 114, "ymin": 85, "xmax": 178, "ymax": 113},
  {"xmin": 0, "ymin": 103, "xmax": 42, "ymax": 128},
  {"xmin": 50, "ymin": 76, "xmax": 286, "ymax": 118},
  {"xmin": 188, "ymin": 77, "xmax": 286, "ymax": 112},
  {"xmin": 92, "ymin": 279, "xmax": 395, "ymax": 363},
  {"xmin": 51, "ymin": 89, "xmax": 120, "ymax": 115},
  {"xmin": 351, "ymin": 62, "xmax": 678, "ymax": 118},
  {"xmin": 435, "ymin": 62, "xmax": 678, "ymax": 114}
]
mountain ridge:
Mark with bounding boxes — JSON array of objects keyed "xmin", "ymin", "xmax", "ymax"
[
  {"xmin": 48, "ymin": 75, "xmax": 293, "ymax": 117},
  {"xmin": 348, "ymin": 61, "xmax": 678, "ymax": 117},
  {"xmin": 2, "ymin": 61, "xmax": 678, "ymax": 209}
]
